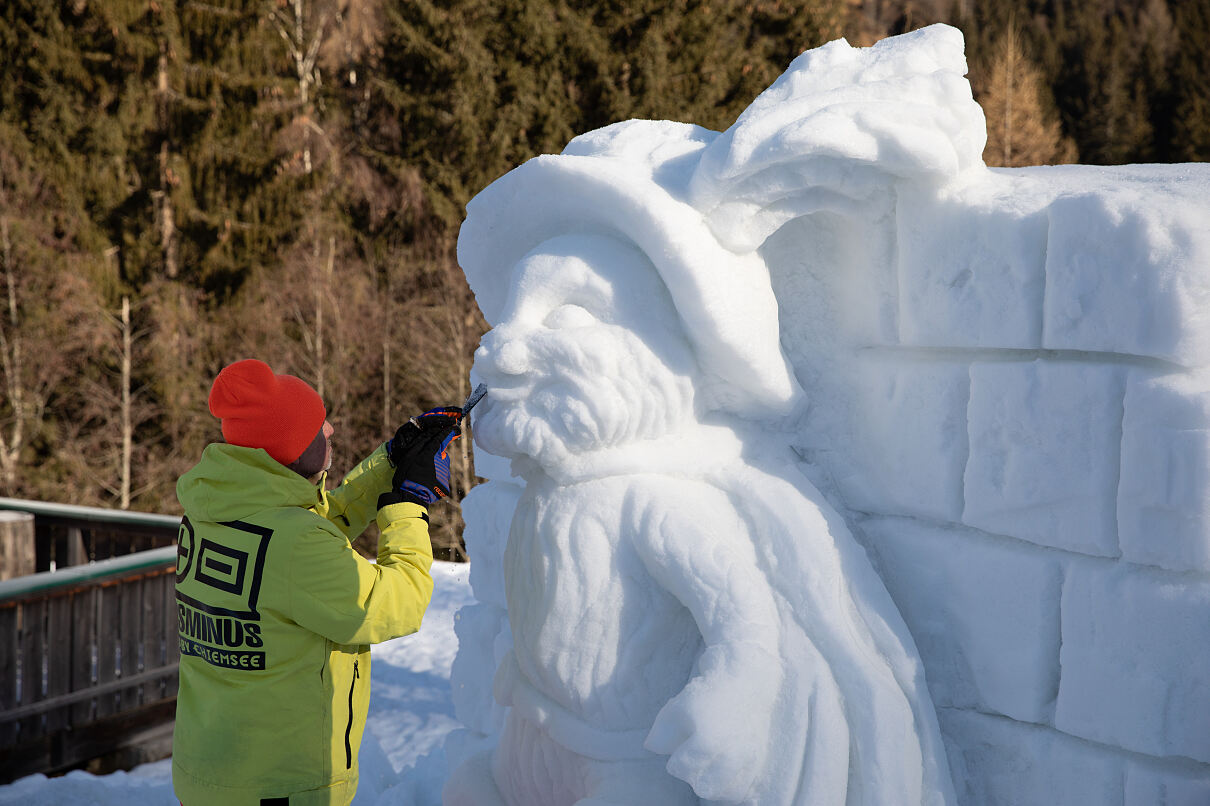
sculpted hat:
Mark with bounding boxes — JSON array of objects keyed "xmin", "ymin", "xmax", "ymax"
[
  {"xmin": 457, "ymin": 123, "xmax": 804, "ymax": 418},
  {"xmin": 208, "ymin": 359, "xmax": 327, "ymax": 467}
]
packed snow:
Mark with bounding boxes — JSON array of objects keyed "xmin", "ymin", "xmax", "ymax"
[{"xmin": 6, "ymin": 21, "xmax": 1210, "ymax": 806}]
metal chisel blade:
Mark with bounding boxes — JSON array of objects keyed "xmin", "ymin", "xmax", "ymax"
[{"xmin": 461, "ymin": 383, "xmax": 488, "ymax": 418}]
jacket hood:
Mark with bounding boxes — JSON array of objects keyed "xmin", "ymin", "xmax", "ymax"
[{"xmin": 177, "ymin": 443, "xmax": 324, "ymax": 522}]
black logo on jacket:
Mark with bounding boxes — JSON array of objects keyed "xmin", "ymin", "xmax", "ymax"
[{"xmin": 176, "ymin": 518, "xmax": 272, "ymax": 671}]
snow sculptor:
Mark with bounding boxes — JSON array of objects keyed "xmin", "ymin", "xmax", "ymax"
[{"xmin": 448, "ymin": 24, "xmax": 972, "ymax": 806}]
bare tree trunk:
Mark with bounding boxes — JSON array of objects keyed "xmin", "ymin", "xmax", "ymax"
[
  {"xmin": 1003, "ymin": 25, "xmax": 1017, "ymax": 167},
  {"xmin": 314, "ymin": 243, "xmax": 324, "ymax": 400},
  {"xmin": 120, "ymin": 297, "xmax": 132, "ymax": 510},
  {"xmin": 159, "ymin": 142, "xmax": 178, "ymax": 279},
  {"xmin": 272, "ymin": 0, "xmax": 329, "ymax": 175},
  {"xmin": 0, "ymin": 218, "xmax": 25, "ymax": 492},
  {"xmin": 312, "ymin": 235, "xmax": 335, "ymax": 400},
  {"xmin": 383, "ymin": 339, "xmax": 391, "ymax": 432},
  {"xmin": 156, "ymin": 42, "xmax": 179, "ymax": 279}
]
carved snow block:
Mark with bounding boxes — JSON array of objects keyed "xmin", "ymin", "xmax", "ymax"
[
  {"xmin": 1056, "ymin": 561, "xmax": 1210, "ymax": 763},
  {"xmin": 860, "ymin": 517, "xmax": 1061, "ymax": 724},
  {"xmin": 1125, "ymin": 756, "xmax": 1210, "ymax": 806},
  {"xmin": 939, "ymin": 709, "xmax": 1124, "ymax": 806},
  {"xmin": 1042, "ymin": 174, "xmax": 1210, "ymax": 365},
  {"xmin": 1118, "ymin": 369, "xmax": 1210, "ymax": 573},
  {"xmin": 764, "ymin": 211, "xmax": 900, "ymax": 351},
  {"xmin": 835, "ymin": 356, "xmax": 968, "ymax": 521},
  {"xmin": 897, "ymin": 178, "xmax": 1048, "ymax": 349},
  {"xmin": 963, "ymin": 360, "xmax": 1124, "ymax": 556}
]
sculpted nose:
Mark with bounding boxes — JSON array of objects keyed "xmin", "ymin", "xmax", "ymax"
[{"xmin": 476, "ymin": 327, "xmax": 530, "ymax": 377}]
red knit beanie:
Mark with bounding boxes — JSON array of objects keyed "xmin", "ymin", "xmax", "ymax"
[{"xmin": 208, "ymin": 359, "xmax": 327, "ymax": 466}]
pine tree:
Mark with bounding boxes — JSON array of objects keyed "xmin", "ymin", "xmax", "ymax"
[
  {"xmin": 1171, "ymin": 0, "xmax": 1210, "ymax": 160},
  {"xmin": 0, "ymin": 123, "xmax": 111, "ymax": 500},
  {"xmin": 360, "ymin": 0, "xmax": 843, "ymax": 233},
  {"xmin": 974, "ymin": 22, "xmax": 1076, "ymax": 166},
  {"xmin": 1018, "ymin": 0, "xmax": 1153, "ymax": 163}
]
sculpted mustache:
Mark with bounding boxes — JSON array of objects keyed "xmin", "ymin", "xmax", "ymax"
[{"xmin": 512, "ymin": 340, "xmax": 687, "ymax": 444}]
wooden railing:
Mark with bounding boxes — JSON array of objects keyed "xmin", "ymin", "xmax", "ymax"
[{"xmin": 0, "ymin": 500, "xmax": 182, "ymax": 784}]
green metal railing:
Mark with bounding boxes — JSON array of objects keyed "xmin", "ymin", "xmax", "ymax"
[
  {"xmin": 0, "ymin": 497, "xmax": 181, "ymax": 574},
  {"xmin": 0, "ymin": 497, "xmax": 181, "ymax": 531},
  {"xmin": 0, "ymin": 546, "xmax": 177, "ymax": 602}
]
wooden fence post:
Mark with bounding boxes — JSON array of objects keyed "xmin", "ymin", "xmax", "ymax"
[
  {"xmin": 0, "ymin": 512, "xmax": 34, "ymax": 580},
  {"xmin": 65, "ymin": 527, "xmax": 87, "ymax": 568}
]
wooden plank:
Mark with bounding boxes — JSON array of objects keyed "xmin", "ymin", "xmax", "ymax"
[
  {"xmin": 90, "ymin": 532, "xmax": 111, "ymax": 563},
  {"xmin": 144, "ymin": 573, "xmax": 167, "ymax": 700},
  {"xmin": 48, "ymin": 524, "xmax": 64, "ymax": 571},
  {"xmin": 65, "ymin": 526, "xmax": 88, "ymax": 568},
  {"xmin": 69, "ymin": 588, "xmax": 98, "ymax": 727},
  {"xmin": 0, "ymin": 697, "xmax": 176, "ymax": 785},
  {"xmin": 134, "ymin": 533, "xmax": 161, "ymax": 553},
  {"xmin": 158, "ymin": 574, "xmax": 179, "ymax": 699},
  {"xmin": 1, "ymin": 663, "xmax": 179, "ymax": 720},
  {"xmin": 120, "ymin": 577, "xmax": 144, "ymax": 711},
  {"xmin": 0, "ymin": 512, "xmax": 35, "ymax": 581},
  {"xmin": 94, "ymin": 585, "xmax": 122, "ymax": 719},
  {"xmin": 42, "ymin": 594, "xmax": 73, "ymax": 734},
  {"xmin": 16, "ymin": 599, "xmax": 46, "ymax": 742},
  {"xmin": 0, "ymin": 606, "xmax": 17, "ymax": 746}
]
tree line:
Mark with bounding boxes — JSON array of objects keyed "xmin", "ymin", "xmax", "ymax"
[
  {"xmin": 862, "ymin": 0, "xmax": 1210, "ymax": 166},
  {"xmin": 0, "ymin": 0, "xmax": 1204, "ymax": 558}
]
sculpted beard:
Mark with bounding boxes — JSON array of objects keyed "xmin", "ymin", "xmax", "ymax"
[{"xmin": 475, "ymin": 324, "xmax": 696, "ymax": 471}]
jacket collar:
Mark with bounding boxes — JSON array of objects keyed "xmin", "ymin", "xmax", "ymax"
[{"xmin": 177, "ymin": 443, "xmax": 324, "ymax": 522}]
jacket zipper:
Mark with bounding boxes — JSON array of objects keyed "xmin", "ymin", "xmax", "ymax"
[{"xmin": 344, "ymin": 660, "xmax": 359, "ymax": 769}]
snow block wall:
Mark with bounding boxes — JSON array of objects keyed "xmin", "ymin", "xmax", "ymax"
[
  {"xmin": 447, "ymin": 23, "xmax": 1210, "ymax": 805},
  {"xmin": 785, "ymin": 163, "xmax": 1210, "ymax": 804}
]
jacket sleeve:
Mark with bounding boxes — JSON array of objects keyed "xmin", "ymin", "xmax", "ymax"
[
  {"xmin": 314, "ymin": 443, "xmax": 393, "ymax": 539},
  {"xmin": 286, "ymin": 502, "xmax": 435, "ymax": 645}
]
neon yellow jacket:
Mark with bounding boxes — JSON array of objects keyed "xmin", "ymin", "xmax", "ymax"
[{"xmin": 172, "ymin": 443, "xmax": 434, "ymax": 806}]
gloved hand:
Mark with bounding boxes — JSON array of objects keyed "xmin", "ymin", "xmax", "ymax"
[
  {"xmin": 380, "ymin": 414, "xmax": 461, "ymax": 509},
  {"xmin": 386, "ymin": 406, "xmax": 462, "ymax": 468}
]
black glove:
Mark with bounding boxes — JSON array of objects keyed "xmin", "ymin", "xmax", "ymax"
[
  {"xmin": 386, "ymin": 406, "xmax": 462, "ymax": 468},
  {"xmin": 379, "ymin": 416, "xmax": 461, "ymax": 509}
]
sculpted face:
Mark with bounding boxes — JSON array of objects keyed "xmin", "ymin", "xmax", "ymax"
[{"xmin": 472, "ymin": 234, "xmax": 697, "ymax": 474}]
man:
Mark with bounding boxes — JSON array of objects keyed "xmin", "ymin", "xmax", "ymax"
[{"xmin": 173, "ymin": 358, "xmax": 461, "ymax": 806}]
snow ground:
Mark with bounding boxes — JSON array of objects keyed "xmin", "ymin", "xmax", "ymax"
[{"xmin": 0, "ymin": 562, "xmax": 472, "ymax": 806}]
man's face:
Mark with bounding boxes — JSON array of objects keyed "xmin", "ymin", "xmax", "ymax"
[
  {"xmin": 320, "ymin": 420, "xmax": 334, "ymax": 474},
  {"xmin": 472, "ymin": 235, "xmax": 696, "ymax": 474}
]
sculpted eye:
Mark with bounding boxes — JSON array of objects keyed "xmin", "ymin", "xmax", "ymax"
[{"xmin": 544, "ymin": 304, "xmax": 597, "ymax": 329}]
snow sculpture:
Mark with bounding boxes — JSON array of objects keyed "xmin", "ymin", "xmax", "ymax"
[{"xmin": 445, "ymin": 24, "xmax": 981, "ymax": 805}]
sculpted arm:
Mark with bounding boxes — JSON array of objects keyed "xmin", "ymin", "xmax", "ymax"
[{"xmin": 629, "ymin": 480, "xmax": 783, "ymax": 803}]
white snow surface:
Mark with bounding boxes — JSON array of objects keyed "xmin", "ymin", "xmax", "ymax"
[{"xmin": 8, "ymin": 22, "xmax": 1210, "ymax": 806}]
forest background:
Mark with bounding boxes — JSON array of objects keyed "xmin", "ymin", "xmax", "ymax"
[{"xmin": 1, "ymin": 0, "xmax": 1207, "ymax": 559}]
